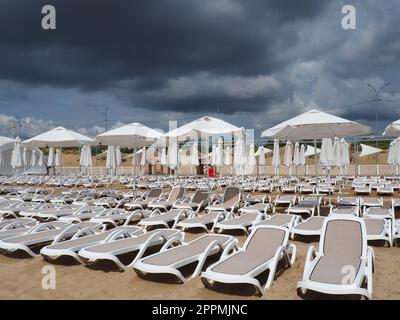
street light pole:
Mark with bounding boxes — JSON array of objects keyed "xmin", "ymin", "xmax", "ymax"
[
  {"xmin": 367, "ymin": 82, "xmax": 391, "ymax": 175},
  {"xmin": 95, "ymin": 106, "xmax": 110, "ymax": 133}
]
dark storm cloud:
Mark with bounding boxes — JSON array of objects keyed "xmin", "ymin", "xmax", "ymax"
[{"xmin": 0, "ymin": 0, "xmax": 330, "ymax": 109}]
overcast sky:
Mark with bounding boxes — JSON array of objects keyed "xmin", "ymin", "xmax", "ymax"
[{"xmin": 0, "ymin": 0, "xmax": 399, "ymax": 140}]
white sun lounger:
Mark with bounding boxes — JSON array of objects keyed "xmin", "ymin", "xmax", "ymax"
[
  {"xmin": 147, "ymin": 186, "xmax": 185, "ymax": 212},
  {"xmin": 214, "ymin": 212, "xmax": 267, "ymax": 235},
  {"xmin": 364, "ymin": 218, "xmax": 392, "ymax": 247},
  {"xmin": 176, "ymin": 211, "xmax": 232, "ymax": 233},
  {"xmin": 363, "ymin": 207, "xmax": 393, "ymax": 220},
  {"xmin": 0, "ymin": 221, "xmax": 103, "ymax": 257},
  {"xmin": 205, "ymin": 186, "xmax": 241, "ymax": 214},
  {"xmin": 0, "ymin": 218, "xmax": 40, "ymax": 240},
  {"xmin": 138, "ymin": 209, "xmax": 193, "ymax": 229},
  {"xmin": 291, "ymin": 216, "xmax": 326, "ymax": 239},
  {"xmin": 58, "ymin": 206, "xmax": 108, "ymax": 223},
  {"xmin": 78, "ymin": 229, "xmax": 182, "ymax": 270},
  {"xmin": 297, "ymin": 216, "xmax": 374, "ymax": 299},
  {"xmin": 35, "ymin": 206, "xmax": 101, "ymax": 221},
  {"xmin": 330, "ymin": 206, "xmax": 360, "ymax": 217},
  {"xmin": 201, "ymin": 225, "xmax": 296, "ymax": 296},
  {"xmin": 0, "ymin": 218, "xmax": 37, "ymax": 230},
  {"xmin": 134, "ymin": 234, "xmax": 237, "ymax": 282},
  {"xmin": 253, "ymin": 213, "xmax": 301, "ymax": 231},
  {"xmin": 89, "ymin": 208, "xmax": 148, "ymax": 227},
  {"xmin": 124, "ymin": 188, "xmax": 162, "ymax": 211},
  {"xmin": 40, "ymin": 225, "xmax": 143, "ymax": 263}
]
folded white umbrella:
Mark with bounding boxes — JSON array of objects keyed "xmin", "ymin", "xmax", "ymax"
[
  {"xmin": 283, "ymin": 141, "xmax": 292, "ymax": 167},
  {"xmin": 116, "ymin": 146, "xmax": 122, "ymax": 167},
  {"xmin": 47, "ymin": 147, "xmax": 55, "ymax": 167},
  {"xmin": 393, "ymin": 141, "xmax": 400, "ymax": 169},
  {"xmin": 22, "ymin": 147, "xmax": 28, "ymax": 166},
  {"xmin": 272, "ymin": 139, "xmax": 280, "ymax": 167},
  {"xmin": 168, "ymin": 140, "xmax": 178, "ymax": 170},
  {"xmin": 160, "ymin": 147, "xmax": 167, "ymax": 166},
  {"xmin": 332, "ymin": 137, "xmax": 342, "ymax": 168},
  {"xmin": 234, "ymin": 134, "xmax": 247, "ymax": 175},
  {"xmin": 11, "ymin": 138, "xmax": 23, "ymax": 169},
  {"xmin": 224, "ymin": 146, "xmax": 232, "ymax": 166},
  {"xmin": 30, "ymin": 148, "xmax": 37, "ymax": 167},
  {"xmin": 211, "ymin": 144, "xmax": 217, "ymax": 166},
  {"xmin": 247, "ymin": 143, "xmax": 256, "ymax": 175},
  {"xmin": 179, "ymin": 148, "xmax": 183, "ymax": 167},
  {"xmin": 86, "ymin": 145, "xmax": 92, "ymax": 167},
  {"xmin": 387, "ymin": 140, "xmax": 396, "ymax": 165},
  {"xmin": 140, "ymin": 147, "xmax": 146, "ymax": 167},
  {"xmin": 37, "ymin": 151, "xmax": 44, "ymax": 167},
  {"xmin": 106, "ymin": 145, "xmax": 117, "ymax": 170},
  {"xmin": 55, "ymin": 148, "xmax": 63, "ymax": 167},
  {"xmin": 216, "ymin": 138, "xmax": 224, "ymax": 168},
  {"xmin": 293, "ymin": 142, "xmax": 300, "ymax": 165},
  {"xmin": 319, "ymin": 138, "xmax": 334, "ymax": 169},
  {"xmin": 79, "ymin": 145, "xmax": 86, "ymax": 166},
  {"xmin": 190, "ymin": 141, "xmax": 199, "ymax": 166},
  {"xmin": 341, "ymin": 139, "xmax": 350, "ymax": 174},
  {"xmin": 256, "ymin": 146, "xmax": 267, "ymax": 165},
  {"xmin": 248, "ymin": 143, "xmax": 256, "ymax": 166},
  {"xmin": 299, "ymin": 144, "xmax": 306, "ymax": 165}
]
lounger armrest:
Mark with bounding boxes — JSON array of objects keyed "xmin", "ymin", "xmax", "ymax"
[
  {"xmin": 123, "ymin": 210, "xmax": 145, "ymax": 226},
  {"xmin": 26, "ymin": 221, "xmax": 60, "ymax": 234},
  {"xmin": 304, "ymin": 245, "xmax": 317, "ymax": 273},
  {"xmin": 52, "ymin": 223, "xmax": 102, "ymax": 244},
  {"xmin": 128, "ymin": 231, "xmax": 171, "ymax": 267},
  {"xmin": 221, "ymin": 238, "xmax": 239, "ymax": 258},
  {"xmin": 286, "ymin": 243, "xmax": 297, "ymax": 266},
  {"xmin": 191, "ymin": 239, "xmax": 223, "ymax": 279},
  {"xmin": 149, "ymin": 209, "xmax": 163, "ymax": 217},
  {"xmin": 187, "ymin": 211, "xmax": 199, "ymax": 219},
  {"xmin": 102, "ymin": 227, "xmax": 139, "ymax": 243},
  {"xmin": 70, "ymin": 225, "xmax": 101, "ymax": 240},
  {"xmin": 159, "ymin": 232, "xmax": 184, "ymax": 252}
]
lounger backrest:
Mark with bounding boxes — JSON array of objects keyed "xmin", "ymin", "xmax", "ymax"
[
  {"xmin": 191, "ymin": 190, "xmax": 209, "ymax": 204},
  {"xmin": 167, "ymin": 186, "xmax": 185, "ymax": 202},
  {"xmin": 222, "ymin": 186, "xmax": 240, "ymax": 206},
  {"xmin": 321, "ymin": 217, "xmax": 366, "ymax": 259},
  {"xmin": 245, "ymin": 226, "xmax": 287, "ymax": 254},
  {"xmin": 147, "ymin": 188, "xmax": 162, "ymax": 200}
]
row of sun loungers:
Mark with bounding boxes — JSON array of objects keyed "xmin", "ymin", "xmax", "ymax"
[{"xmin": 0, "ymin": 214, "xmax": 378, "ymax": 298}]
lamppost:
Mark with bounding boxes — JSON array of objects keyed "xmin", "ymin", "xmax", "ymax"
[{"xmin": 367, "ymin": 82, "xmax": 391, "ymax": 175}]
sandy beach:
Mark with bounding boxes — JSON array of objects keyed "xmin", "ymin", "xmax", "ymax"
[{"xmin": 0, "ymin": 187, "xmax": 399, "ymax": 300}]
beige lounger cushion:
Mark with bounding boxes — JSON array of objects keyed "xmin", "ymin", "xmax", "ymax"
[
  {"xmin": 310, "ymin": 219, "xmax": 363, "ymax": 284},
  {"xmin": 217, "ymin": 213, "xmax": 259, "ymax": 226},
  {"xmin": 140, "ymin": 235, "xmax": 229, "ymax": 266},
  {"xmin": 82, "ymin": 229, "xmax": 178, "ymax": 254},
  {"xmin": 295, "ymin": 217, "xmax": 325, "ymax": 231},
  {"xmin": 211, "ymin": 228, "xmax": 285, "ymax": 275},
  {"xmin": 257, "ymin": 214, "xmax": 293, "ymax": 226},
  {"xmin": 364, "ymin": 219, "xmax": 385, "ymax": 235}
]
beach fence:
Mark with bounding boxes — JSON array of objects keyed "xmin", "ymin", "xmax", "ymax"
[{"xmin": 53, "ymin": 164, "xmax": 398, "ymax": 176}]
